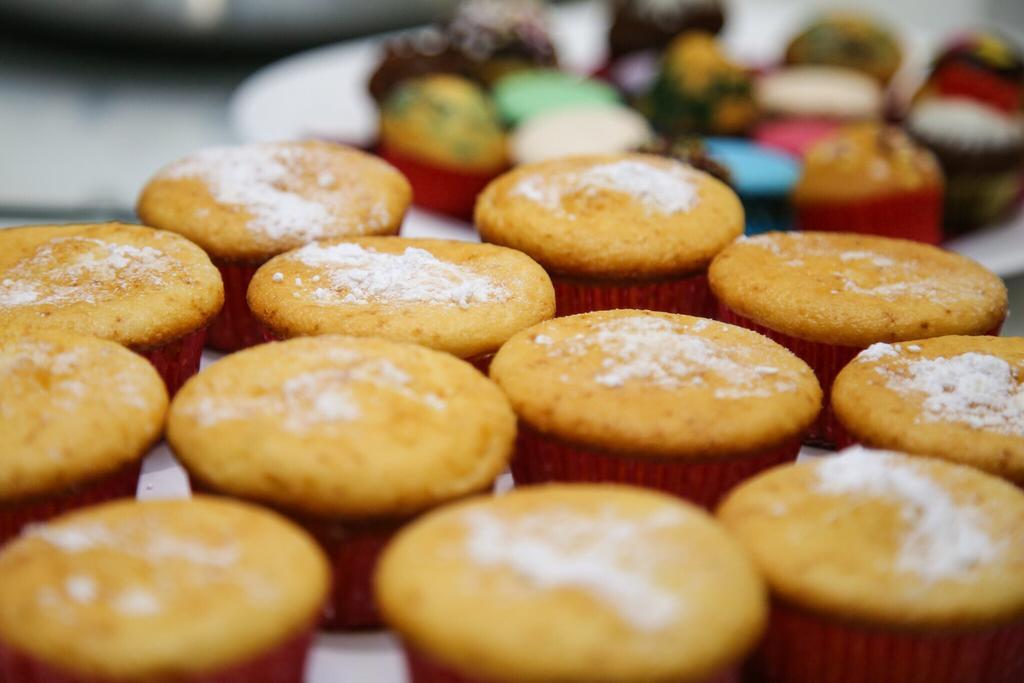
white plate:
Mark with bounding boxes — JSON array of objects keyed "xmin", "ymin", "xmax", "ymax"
[{"xmin": 229, "ymin": 0, "xmax": 1024, "ymax": 279}]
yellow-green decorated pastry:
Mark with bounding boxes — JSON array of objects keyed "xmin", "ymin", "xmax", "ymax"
[{"xmin": 785, "ymin": 13, "xmax": 903, "ymax": 85}]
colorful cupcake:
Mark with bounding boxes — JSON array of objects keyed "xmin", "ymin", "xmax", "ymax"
[
  {"xmin": 379, "ymin": 74, "xmax": 507, "ymax": 220},
  {"xmin": 377, "ymin": 484, "xmax": 766, "ymax": 683},
  {"xmin": 754, "ymin": 66, "xmax": 884, "ymax": 158},
  {"xmin": 833, "ymin": 336, "xmax": 1024, "ymax": 484},
  {"xmin": 167, "ymin": 335, "xmax": 515, "ymax": 628},
  {"xmin": 0, "ymin": 497, "xmax": 329, "ymax": 683},
  {"xmin": 509, "ymin": 103, "xmax": 654, "ymax": 165},
  {"xmin": 709, "ymin": 232, "xmax": 1008, "ymax": 446},
  {"xmin": 0, "ymin": 331, "xmax": 166, "ymax": 545},
  {"xmin": 794, "ymin": 123, "xmax": 944, "ymax": 244},
  {"xmin": 489, "ymin": 310, "xmax": 821, "ymax": 508},
  {"xmin": 476, "ymin": 153, "xmax": 743, "ymax": 317},
  {"xmin": 906, "ymin": 97, "xmax": 1024, "ymax": 235},
  {"xmin": 784, "ymin": 13, "xmax": 903, "ymax": 85},
  {"xmin": 137, "ymin": 141, "xmax": 410, "ymax": 351},
  {"xmin": 445, "ymin": 0, "xmax": 558, "ymax": 86},
  {"xmin": 609, "ymin": 0, "xmax": 726, "ymax": 59},
  {"xmin": 718, "ymin": 447, "xmax": 1024, "ymax": 683},
  {"xmin": 247, "ymin": 237, "xmax": 555, "ymax": 371},
  {"xmin": 914, "ymin": 31, "xmax": 1024, "ymax": 114},
  {"xmin": 704, "ymin": 137, "xmax": 801, "ymax": 234},
  {"xmin": 492, "ymin": 70, "xmax": 620, "ymax": 128},
  {"xmin": 0, "ymin": 222, "xmax": 222, "ymax": 394},
  {"xmin": 644, "ymin": 32, "xmax": 758, "ymax": 136}
]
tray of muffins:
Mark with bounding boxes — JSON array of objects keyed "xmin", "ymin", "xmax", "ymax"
[{"xmin": 3, "ymin": 1, "xmax": 1024, "ymax": 682}]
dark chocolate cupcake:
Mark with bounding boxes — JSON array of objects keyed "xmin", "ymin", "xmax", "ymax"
[
  {"xmin": 446, "ymin": 0, "xmax": 557, "ymax": 85},
  {"xmin": 368, "ymin": 27, "xmax": 472, "ymax": 104},
  {"xmin": 609, "ymin": 0, "xmax": 726, "ymax": 59}
]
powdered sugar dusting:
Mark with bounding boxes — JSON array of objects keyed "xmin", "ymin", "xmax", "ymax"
[
  {"xmin": 866, "ymin": 347, "xmax": 1024, "ymax": 436},
  {"xmin": 287, "ymin": 242, "xmax": 509, "ymax": 309},
  {"xmin": 27, "ymin": 523, "xmax": 239, "ymax": 567},
  {"xmin": 816, "ymin": 447, "xmax": 1001, "ymax": 581},
  {"xmin": 160, "ymin": 144, "xmax": 391, "ymax": 244},
  {"xmin": 512, "ymin": 159, "xmax": 700, "ymax": 216},
  {"xmin": 182, "ymin": 347, "xmax": 446, "ymax": 432},
  {"xmin": 544, "ymin": 315, "xmax": 799, "ymax": 398},
  {"xmin": 745, "ymin": 234, "xmax": 991, "ymax": 305},
  {"xmin": 0, "ymin": 237, "xmax": 171, "ymax": 308},
  {"xmin": 463, "ymin": 505, "xmax": 688, "ymax": 631}
]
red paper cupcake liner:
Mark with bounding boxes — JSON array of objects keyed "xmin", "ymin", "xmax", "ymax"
[
  {"xmin": 378, "ymin": 145, "xmax": 500, "ymax": 221},
  {"xmin": 467, "ymin": 353, "xmax": 494, "ymax": 375},
  {"xmin": 796, "ymin": 190, "xmax": 943, "ymax": 245},
  {"xmin": 0, "ymin": 462, "xmax": 141, "ymax": 548},
  {"xmin": 404, "ymin": 644, "xmax": 740, "ymax": 683},
  {"xmin": 511, "ymin": 424, "xmax": 801, "ymax": 510},
  {"xmin": 207, "ymin": 261, "xmax": 267, "ymax": 352},
  {"xmin": 301, "ymin": 518, "xmax": 402, "ymax": 630},
  {"xmin": 0, "ymin": 623, "xmax": 316, "ymax": 683},
  {"xmin": 552, "ymin": 271, "xmax": 714, "ymax": 318},
  {"xmin": 749, "ymin": 600, "xmax": 1024, "ymax": 683},
  {"xmin": 135, "ymin": 326, "xmax": 207, "ymax": 396}
]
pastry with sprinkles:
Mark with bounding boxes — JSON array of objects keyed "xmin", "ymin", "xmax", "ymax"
[
  {"xmin": 247, "ymin": 237, "xmax": 555, "ymax": 372},
  {"xmin": 489, "ymin": 310, "xmax": 821, "ymax": 508},
  {"xmin": 710, "ymin": 231, "xmax": 1007, "ymax": 446},
  {"xmin": 167, "ymin": 335, "xmax": 515, "ymax": 629},
  {"xmin": 719, "ymin": 446, "xmax": 1024, "ymax": 683},
  {"xmin": 476, "ymin": 153, "xmax": 743, "ymax": 317},
  {"xmin": 445, "ymin": 0, "xmax": 557, "ymax": 85},
  {"xmin": 0, "ymin": 331, "xmax": 166, "ymax": 545},
  {"xmin": 0, "ymin": 497, "xmax": 329, "ymax": 683},
  {"xmin": 0, "ymin": 222, "xmax": 223, "ymax": 394},
  {"xmin": 377, "ymin": 484, "xmax": 766, "ymax": 683},
  {"xmin": 833, "ymin": 336, "xmax": 1024, "ymax": 484},
  {"xmin": 137, "ymin": 141, "xmax": 411, "ymax": 351}
]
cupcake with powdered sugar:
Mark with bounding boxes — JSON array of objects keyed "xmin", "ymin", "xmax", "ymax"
[
  {"xmin": 377, "ymin": 484, "xmax": 766, "ymax": 683},
  {"xmin": 137, "ymin": 141, "xmax": 411, "ymax": 351},
  {"xmin": 719, "ymin": 446, "xmax": 1024, "ymax": 683},
  {"xmin": 907, "ymin": 97, "xmax": 1024, "ymax": 234},
  {"xmin": 832, "ymin": 335, "xmax": 1024, "ymax": 484},
  {"xmin": 489, "ymin": 310, "xmax": 821, "ymax": 507},
  {"xmin": 247, "ymin": 237, "xmax": 554, "ymax": 371}
]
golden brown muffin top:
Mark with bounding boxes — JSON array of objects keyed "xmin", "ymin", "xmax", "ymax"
[
  {"xmin": 0, "ymin": 223, "xmax": 223, "ymax": 349},
  {"xmin": 377, "ymin": 484, "xmax": 766, "ymax": 683},
  {"xmin": 137, "ymin": 141, "xmax": 411, "ymax": 263},
  {"xmin": 709, "ymin": 232, "xmax": 1007, "ymax": 347},
  {"xmin": 475, "ymin": 153, "xmax": 744, "ymax": 279},
  {"xmin": 490, "ymin": 310, "xmax": 821, "ymax": 458},
  {"xmin": 0, "ymin": 497, "xmax": 329, "ymax": 681},
  {"xmin": 247, "ymin": 237, "xmax": 555, "ymax": 359},
  {"xmin": 719, "ymin": 447, "xmax": 1024, "ymax": 629},
  {"xmin": 168, "ymin": 335, "xmax": 515, "ymax": 520},
  {"xmin": 833, "ymin": 336, "xmax": 1024, "ymax": 483}
]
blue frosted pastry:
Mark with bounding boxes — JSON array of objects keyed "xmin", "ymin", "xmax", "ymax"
[{"xmin": 705, "ymin": 137, "xmax": 801, "ymax": 234}]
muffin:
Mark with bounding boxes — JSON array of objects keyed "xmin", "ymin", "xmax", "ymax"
[
  {"xmin": 794, "ymin": 123, "xmax": 944, "ymax": 244},
  {"xmin": 784, "ymin": 13, "xmax": 903, "ymax": 85},
  {"xmin": 379, "ymin": 74, "xmax": 507, "ymax": 220},
  {"xmin": 718, "ymin": 447, "xmax": 1024, "ymax": 683},
  {"xmin": 476, "ymin": 153, "xmax": 744, "ymax": 317},
  {"xmin": 137, "ymin": 140, "xmax": 410, "ymax": 351},
  {"xmin": 167, "ymin": 335, "xmax": 515, "ymax": 628},
  {"xmin": 906, "ymin": 97, "xmax": 1024, "ymax": 235},
  {"xmin": 489, "ymin": 310, "xmax": 821, "ymax": 508},
  {"xmin": 376, "ymin": 484, "xmax": 766, "ymax": 683},
  {"xmin": 0, "ymin": 331, "xmax": 166, "ymax": 545},
  {"xmin": 0, "ymin": 222, "xmax": 222, "ymax": 394},
  {"xmin": 0, "ymin": 497, "xmax": 329, "ymax": 683},
  {"xmin": 914, "ymin": 31, "xmax": 1024, "ymax": 115},
  {"xmin": 609, "ymin": 0, "xmax": 726, "ymax": 60},
  {"xmin": 703, "ymin": 137, "xmax": 801, "ymax": 234},
  {"xmin": 492, "ymin": 70, "xmax": 621, "ymax": 128},
  {"xmin": 445, "ymin": 0, "xmax": 558, "ymax": 86},
  {"xmin": 644, "ymin": 32, "xmax": 758, "ymax": 136},
  {"xmin": 833, "ymin": 336, "xmax": 1024, "ymax": 483},
  {"xmin": 753, "ymin": 66, "xmax": 884, "ymax": 158},
  {"xmin": 368, "ymin": 27, "xmax": 472, "ymax": 104},
  {"xmin": 509, "ymin": 103, "xmax": 654, "ymax": 165},
  {"xmin": 709, "ymin": 232, "xmax": 1007, "ymax": 446}
]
